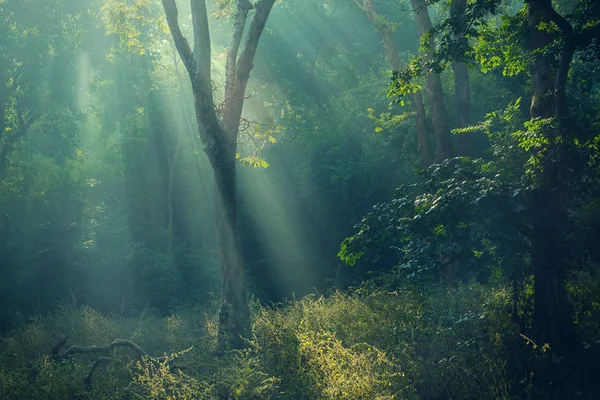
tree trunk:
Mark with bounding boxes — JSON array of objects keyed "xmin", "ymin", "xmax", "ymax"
[
  {"xmin": 410, "ymin": 0, "xmax": 454, "ymax": 162},
  {"xmin": 450, "ymin": 0, "xmax": 472, "ymax": 156},
  {"xmin": 412, "ymin": 91, "xmax": 432, "ymax": 167},
  {"xmin": 527, "ymin": 0, "xmax": 577, "ymax": 351},
  {"xmin": 381, "ymin": 26, "xmax": 432, "ymax": 167},
  {"xmin": 213, "ymin": 137, "xmax": 250, "ymax": 351},
  {"xmin": 362, "ymin": 0, "xmax": 431, "ymax": 167},
  {"xmin": 162, "ymin": 0, "xmax": 276, "ymax": 351}
]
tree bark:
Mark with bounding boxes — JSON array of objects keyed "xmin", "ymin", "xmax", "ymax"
[
  {"xmin": 412, "ymin": 91, "xmax": 432, "ymax": 167},
  {"xmin": 410, "ymin": 0, "xmax": 454, "ymax": 162},
  {"xmin": 526, "ymin": 0, "xmax": 577, "ymax": 351},
  {"xmin": 450, "ymin": 0, "xmax": 471, "ymax": 156},
  {"xmin": 355, "ymin": 0, "xmax": 432, "ymax": 167},
  {"xmin": 162, "ymin": 0, "xmax": 276, "ymax": 351},
  {"xmin": 213, "ymin": 143, "xmax": 249, "ymax": 350}
]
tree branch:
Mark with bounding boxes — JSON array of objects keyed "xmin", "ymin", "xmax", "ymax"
[
  {"xmin": 13, "ymin": 109, "xmax": 36, "ymax": 143},
  {"xmin": 572, "ymin": 23, "xmax": 600, "ymax": 49},
  {"xmin": 190, "ymin": 0, "xmax": 212, "ymax": 82},
  {"xmin": 51, "ymin": 335, "xmax": 69, "ymax": 356},
  {"xmin": 84, "ymin": 357, "xmax": 114, "ymax": 391},
  {"xmin": 545, "ymin": 5, "xmax": 573, "ymax": 38},
  {"xmin": 53, "ymin": 338, "xmax": 193, "ymax": 364},
  {"xmin": 225, "ymin": 0, "xmax": 252, "ymax": 99},
  {"xmin": 162, "ymin": 0, "xmax": 223, "ymax": 162},
  {"xmin": 161, "ymin": 0, "xmax": 196, "ymax": 76},
  {"xmin": 236, "ymin": 0, "xmax": 277, "ymax": 82},
  {"xmin": 51, "ymin": 338, "xmax": 192, "ymax": 392},
  {"xmin": 353, "ymin": 0, "xmax": 366, "ymax": 12}
]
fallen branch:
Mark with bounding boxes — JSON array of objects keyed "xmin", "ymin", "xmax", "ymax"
[
  {"xmin": 51, "ymin": 335, "xmax": 69, "ymax": 356},
  {"xmin": 51, "ymin": 337, "xmax": 193, "ymax": 391},
  {"xmin": 84, "ymin": 356, "xmax": 114, "ymax": 391},
  {"xmin": 53, "ymin": 339, "xmax": 178, "ymax": 363}
]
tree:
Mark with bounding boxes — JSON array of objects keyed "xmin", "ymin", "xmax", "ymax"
[
  {"xmin": 449, "ymin": 0, "xmax": 472, "ymax": 155},
  {"xmin": 409, "ymin": 0, "xmax": 454, "ymax": 162},
  {"xmin": 388, "ymin": 0, "xmax": 600, "ymax": 357},
  {"xmin": 353, "ymin": 0, "xmax": 433, "ymax": 167},
  {"xmin": 524, "ymin": 0, "xmax": 600, "ymax": 352},
  {"xmin": 161, "ymin": 0, "xmax": 276, "ymax": 351}
]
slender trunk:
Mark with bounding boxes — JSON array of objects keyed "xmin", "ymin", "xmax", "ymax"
[
  {"xmin": 384, "ymin": 38, "xmax": 432, "ymax": 167},
  {"xmin": 410, "ymin": 0, "xmax": 454, "ymax": 162},
  {"xmin": 452, "ymin": 62, "xmax": 471, "ymax": 155},
  {"xmin": 450, "ymin": 0, "xmax": 471, "ymax": 155},
  {"xmin": 380, "ymin": 21, "xmax": 432, "ymax": 166},
  {"xmin": 413, "ymin": 91, "xmax": 432, "ymax": 167},
  {"xmin": 355, "ymin": 0, "xmax": 432, "ymax": 166}
]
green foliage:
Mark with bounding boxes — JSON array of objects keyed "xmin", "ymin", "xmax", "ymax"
[
  {"xmin": 387, "ymin": 0, "xmax": 506, "ymax": 101},
  {"xmin": 252, "ymin": 293, "xmax": 414, "ymax": 399},
  {"xmin": 2, "ymin": 271, "xmax": 600, "ymax": 399},
  {"xmin": 474, "ymin": 10, "xmax": 529, "ymax": 76},
  {"xmin": 132, "ymin": 352, "xmax": 212, "ymax": 400},
  {"xmin": 338, "ymin": 156, "xmax": 531, "ymax": 283},
  {"xmin": 101, "ymin": 0, "xmax": 167, "ymax": 57},
  {"xmin": 237, "ymin": 121, "xmax": 283, "ymax": 169}
]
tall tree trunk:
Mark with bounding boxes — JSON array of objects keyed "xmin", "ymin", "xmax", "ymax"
[
  {"xmin": 410, "ymin": 0, "xmax": 454, "ymax": 162},
  {"xmin": 162, "ymin": 0, "xmax": 276, "ymax": 351},
  {"xmin": 526, "ymin": 0, "xmax": 576, "ymax": 351},
  {"xmin": 381, "ymin": 22, "xmax": 432, "ymax": 167},
  {"xmin": 450, "ymin": 0, "xmax": 471, "ymax": 156},
  {"xmin": 355, "ymin": 0, "xmax": 432, "ymax": 167},
  {"xmin": 412, "ymin": 91, "xmax": 432, "ymax": 167},
  {"xmin": 213, "ymin": 139, "xmax": 250, "ymax": 350}
]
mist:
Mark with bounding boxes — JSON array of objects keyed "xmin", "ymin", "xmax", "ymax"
[{"xmin": 1, "ymin": 0, "xmax": 599, "ymax": 398}]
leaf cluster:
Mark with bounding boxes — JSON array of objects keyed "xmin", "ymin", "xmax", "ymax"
[{"xmin": 339, "ymin": 156, "xmax": 531, "ymax": 282}]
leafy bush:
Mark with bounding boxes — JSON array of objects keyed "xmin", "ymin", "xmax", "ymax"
[{"xmin": 5, "ymin": 274, "xmax": 595, "ymax": 399}]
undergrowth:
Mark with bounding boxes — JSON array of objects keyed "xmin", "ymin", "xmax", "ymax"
[{"xmin": 1, "ymin": 277, "xmax": 594, "ymax": 399}]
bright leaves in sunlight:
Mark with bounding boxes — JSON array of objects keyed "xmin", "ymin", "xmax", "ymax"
[
  {"xmin": 237, "ymin": 121, "xmax": 283, "ymax": 169},
  {"xmin": 101, "ymin": 0, "xmax": 166, "ymax": 57}
]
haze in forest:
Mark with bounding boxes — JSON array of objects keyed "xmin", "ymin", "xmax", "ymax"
[{"xmin": 1, "ymin": 0, "xmax": 600, "ymax": 399}]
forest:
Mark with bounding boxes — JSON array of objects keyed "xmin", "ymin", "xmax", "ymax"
[{"xmin": 1, "ymin": 0, "xmax": 599, "ymax": 398}]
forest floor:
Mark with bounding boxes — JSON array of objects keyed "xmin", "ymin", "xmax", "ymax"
[{"xmin": 0, "ymin": 276, "xmax": 598, "ymax": 399}]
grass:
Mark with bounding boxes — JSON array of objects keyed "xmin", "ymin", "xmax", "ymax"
[{"xmin": 2, "ymin": 277, "xmax": 594, "ymax": 399}]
